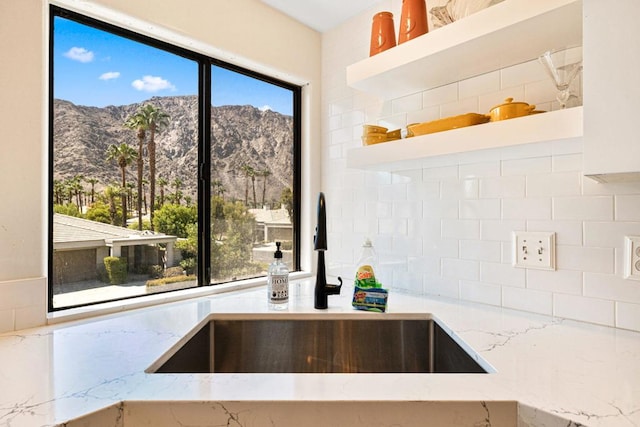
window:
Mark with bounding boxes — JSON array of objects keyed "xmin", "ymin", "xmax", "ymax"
[{"xmin": 49, "ymin": 7, "xmax": 301, "ymax": 311}]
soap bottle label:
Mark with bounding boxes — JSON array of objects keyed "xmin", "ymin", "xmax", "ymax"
[{"xmin": 269, "ymin": 274, "xmax": 289, "ymax": 303}]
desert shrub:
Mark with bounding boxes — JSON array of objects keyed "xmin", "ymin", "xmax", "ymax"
[
  {"xmin": 163, "ymin": 266, "xmax": 185, "ymax": 278},
  {"xmin": 148, "ymin": 264, "xmax": 163, "ymax": 279},
  {"xmin": 103, "ymin": 256, "xmax": 127, "ymax": 285},
  {"xmin": 180, "ymin": 257, "xmax": 196, "ymax": 275}
]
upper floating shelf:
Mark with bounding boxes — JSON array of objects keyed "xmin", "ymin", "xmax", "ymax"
[
  {"xmin": 346, "ymin": 107, "xmax": 583, "ymax": 171},
  {"xmin": 346, "ymin": 0, "xmax": 583, "ymax": 100}
]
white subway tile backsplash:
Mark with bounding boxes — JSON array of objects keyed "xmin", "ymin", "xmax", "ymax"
[
  {"xmin": 460, "ymin": 199, "xmax": 501, "ymax": 219},
  {"xmin": 616, "ymin": 302, "xmax": 640, "ymax": 331},
  {"xmin": 584, "ymin": 221, "xmax": 640, "ymax": 248},
  {"xmin": 526, "ymin": 220, "xmax": 583, "ymax": 246},
  {"xmin": 423, "ymin": 274, "xmax": 459, "ymax": 298},
  {"xmin": 460, "ymin": 280, "xmax": 501, "ymax": 306},
  {"xmin": 440, "ymin": 97, "xmax": 480, "ymax": 118},
  {"xmin": 407, "ymin": 106, "xmax": 440, "ymax": 126},
  {"xmin": 615, "ymin": 195, "xmax": 640, "ymax": 221},
  {"xmin": 553, "ymin": 196, "xmax": 614, "ymax": 221},
  {"xmin": 556, "ymin": 245, "xmax": 614, "ymax": 274},
  {"xmin": 442, "ymin": 219, "xmax": 479, "ymax": 240},
  {"xmin": 527, "ymin": 172, "xmax": 582, "ymax": 197},
  {"xmin": 553, "ymin": 293, "xmax": 615, "ymax": 327},
  {"xmin": 391, "ymin": 92, "xmax": 423, "ymax": 114},
  {"xmin": 552, "ymin": 154, "xmax": 582, "ymax": 172},
  {"xmin": 480, "ymin": 176, "xmax": 526, "ymax": 199},
  {"xmin": 502, "ymin": 157, "xmax": 552, "ymax": 176},
  {"xmin": 481, "ymin": 219, "xmax": 526, "ymax": 242},
  {"xmin": 422, "ymin": 83, "xmax": 458, "ymax": 108},
  {"xmin": 378, "ymin": 218, "xmax": 407, "ymax": 235},
  {"xmin": 584, "ymin": 272, "xmax": 640, "ymax": 304},
  {"xmin": 423, "ymin": 199, "xmax": 458, "ymax": 219},
  {"xmin": 442, "ymin": 258, "xmax": 479, "ymax": 281},
  {"xmin": 481, "ymin": 261, "xmax": 526, "ymax": 288},
  {"xmin": 500, "ymin": 59, "xmax": 547, "ymax": 89},
  {"xmin": 526, "ymin": 269, "xmax": 583, "ymax": 296},
  {"xmin": 321, "ymin": 13, "xmax": 640, "ymax": 332},
  {"xmin": 423, "ymin": 238, "xmax": 458, "ymax": 258},
  {"xmin": 441, "ymin": 178, "xmax": 478, "ymax": 200},
  {"xmin": 422, "ymin": 165, "xmax": 458, "ymax": 181},
  {"xmin": 502, "ymin": 198, "xmax": 552, "ymax": 220},
  {"xmin": 459, "ymin": 71, "xmax": 500, "ymax": 99},
  {"xmin": 392, "ymin": 200, "xmax": 422, "ymax": 218},
  {"xmin": 503, "ymin": 286, "xmax": 552, "ymax": 315},
  {"xmin": 459, "ymin": 240, "xmax": 501, "ymax": 263},
  {"xmin": 459, "ymin": 161, "xmax": 501, "ymax": 179}
]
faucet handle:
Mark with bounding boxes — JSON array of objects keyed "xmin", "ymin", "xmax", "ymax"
[{"xmin": 325, "ymin": 277, "xmax": 343, "ymax": 296}]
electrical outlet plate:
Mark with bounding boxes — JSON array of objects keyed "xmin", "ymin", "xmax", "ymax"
[
  {"xmin": 624, "ymin": 236, "xmax": 640, "ymax": 280},
  {"xmin": 512, "ymin": 231, "xmax": 556, "ymax": 270}
]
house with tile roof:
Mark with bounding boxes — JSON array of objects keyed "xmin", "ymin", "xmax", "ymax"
[{"xmin": 52, "ymin": 214, "xmax": 178, "ymax": 284}]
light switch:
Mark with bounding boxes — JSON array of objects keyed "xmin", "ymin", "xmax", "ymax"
[{"xmin": 512, "ymin": 231, "xmax": 556, "ymax": 270}]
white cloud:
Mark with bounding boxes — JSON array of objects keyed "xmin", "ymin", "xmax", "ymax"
[
  {"xmin": 131, "ymin": 75, "xmax": 176, "ymax": 92},
  {"xmin": 64, "ymin": 47, "xmax": 94, "ymax": 63},
  {"xmin": 99, "ymin": 71, "xmax": 120, "ymax": 81},
  {"xmin": 259, "ymin": 105, "xmax": 272, "ymax": 112}
]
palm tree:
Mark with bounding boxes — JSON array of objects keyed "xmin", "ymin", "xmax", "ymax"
[
  {"xmin": 106, "ymin": 143, "xmax": 137, "ymax": 227},
  {"xmin": 240, "ymin": 164, "xmax": 255, "ymax": 207},
  {"xmin": 212, "ymin": 179, "xmax": 227, "ymax": 201},
  {"xmin": 172, "ymin": 177, "xmax": 183, "ymax": 206},
  {"xmin": 157, "ymin": 177, "xmax": 168, "ymax": 206},
  {"xmin": 141, "ymin": 104, "xmax": 170, "ymax": 230},
  {"xmin": 124, "ymin": 109, "xmax": 149, "ymax": 231},
  {"xmin": 260, "ymin": 169, "xmax": 271, "ymax": 207},
  {"xmin": 53, "ymin": 179, "xmax": 65, "ymax": 205},
  {"xmin": 85, "ymin": 177, "xmax": 99, "ymax": 205},
  {"xmin": 104, "ymin": 184, "xmax": 121, "ymax": 226}
]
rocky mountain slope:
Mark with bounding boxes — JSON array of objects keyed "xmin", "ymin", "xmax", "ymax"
[{"xmin": 53, "ymin": 95, "xmax": 293, "ymax": 206}]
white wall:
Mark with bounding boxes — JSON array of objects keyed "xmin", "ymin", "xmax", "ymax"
[
  {"xmin": 0, "ymin": 0, "xmax": 321, "ymax": 332},
  {"xmin": 321, "ymin": 0, "xmax": 640, "ymax": 332}
]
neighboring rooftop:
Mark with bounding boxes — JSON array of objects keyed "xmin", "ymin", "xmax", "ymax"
[{"xmin": 53, "ymin": 214, "xmax": 175, "ymax": 250}]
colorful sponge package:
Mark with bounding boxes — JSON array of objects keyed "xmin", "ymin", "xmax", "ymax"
[{"xmin": 352, "ymin": 285, "xmax": 388, "ymax": 313}]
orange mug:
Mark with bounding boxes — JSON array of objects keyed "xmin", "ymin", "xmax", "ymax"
[
  {"xmin": 369, "ymin": 12, "xmax": 397, "ymax": 56},
  {"xmin": 398, "ymin": 0, "xmax": 428, "ymax": 44}
]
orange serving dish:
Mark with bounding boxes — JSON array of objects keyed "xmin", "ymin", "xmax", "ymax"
[{"xmin": 407, "ymin": 113, "xmax": 490, "ymax": 137}]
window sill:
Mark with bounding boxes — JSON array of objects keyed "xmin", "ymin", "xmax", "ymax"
[{"xmin": 47, "ymin": 271, "xmax": 312, "ymax": 325}]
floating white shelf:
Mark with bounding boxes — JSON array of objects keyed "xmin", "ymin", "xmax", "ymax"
[
  {"xmin": 346, "ymin": 107, "xmax": 583, "ymax": 171},
  {"xmin": 346, "ymin": 0, "xmax": 583, "ymax": 100}
]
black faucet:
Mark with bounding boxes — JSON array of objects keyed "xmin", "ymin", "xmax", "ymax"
[{"xmin": 314, "ymin": 192, "xmax": 342, "ymax": 309}]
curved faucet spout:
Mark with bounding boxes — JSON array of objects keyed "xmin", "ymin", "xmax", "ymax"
[
  {"xmin": 314, "ymin": 192, "xmax": 342, "ymax": 309},
  {"xmin": 314, "ymin": 192, "xmax": 327, "ymax": 251}
]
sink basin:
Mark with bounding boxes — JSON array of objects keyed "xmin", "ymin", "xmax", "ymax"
[{"xmin": 149, "ymin": 314, "xmax": 490, "ymax": 374}]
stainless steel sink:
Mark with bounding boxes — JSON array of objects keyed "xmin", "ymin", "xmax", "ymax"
[{"xmin": 149, "ymin": 314, "xmax": 490, "ymax": 374}]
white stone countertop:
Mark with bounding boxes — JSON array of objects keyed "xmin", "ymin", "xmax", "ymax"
[{"xmin": 0, "ymin": 279, "xmax": 639, "ymax": 426}]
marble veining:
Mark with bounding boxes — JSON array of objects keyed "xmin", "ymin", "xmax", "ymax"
[{"xmin": 0, "ymin": 281, "xmax": 638, "ymax": 426}]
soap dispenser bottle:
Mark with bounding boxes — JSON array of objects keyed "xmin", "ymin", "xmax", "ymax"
[
  {"xmin": 268, "ymin": 241, "xmax": 289, "ymax": 310},
  {"xmin": 354, "ymin": 238, "xmax": 380, "ymax": 288}
]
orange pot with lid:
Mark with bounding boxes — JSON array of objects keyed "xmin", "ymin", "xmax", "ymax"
[{"xmin": 487, "ymin": 97, "xmax": 536, "ymax": 122}]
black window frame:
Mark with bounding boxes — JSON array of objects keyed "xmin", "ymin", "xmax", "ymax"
[{"xmin": 48, "ymin": 5, "xmax": 302, "ymax": 312}]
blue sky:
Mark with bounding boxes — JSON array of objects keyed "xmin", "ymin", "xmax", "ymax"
[{"xmin": 54, "ymin": 17, "xmax": 293, "ymax": 115}]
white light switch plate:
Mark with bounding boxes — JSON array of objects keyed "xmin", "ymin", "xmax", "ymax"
[
  {"xmin": 624, "ymin": 236, "xmax": 640, "ymax": 280},
  {"xmin": 512, "ymin": 231, "xmax": 556, "ymax": 270}
]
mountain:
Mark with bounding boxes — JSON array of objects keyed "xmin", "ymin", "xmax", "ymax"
[{"xmin": 53, "ymin": 96, "xmax": 294, "ymax": 206}]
